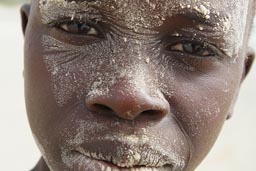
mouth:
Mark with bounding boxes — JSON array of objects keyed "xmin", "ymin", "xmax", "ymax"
[
  {"xmin": 68, "ymin": 149, "xmax": 174, "ymax": 171},
  {"xmin": 61, "ymin": 134, "xmax": 185, "ymax": 171}
]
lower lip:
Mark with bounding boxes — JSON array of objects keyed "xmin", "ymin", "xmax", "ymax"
[{"xmin": 66, "ymin": 151, "xmax": 172, "ymax": 171}]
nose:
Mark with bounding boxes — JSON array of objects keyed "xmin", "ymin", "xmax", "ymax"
[{"xmin": 85, "ymin": 80, "xmax": 170, "ymax": 120}]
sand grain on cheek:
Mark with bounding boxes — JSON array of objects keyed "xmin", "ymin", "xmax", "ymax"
[{"xmin": 41, "ymin": 35, "xmax": 110, "ymax": 106}]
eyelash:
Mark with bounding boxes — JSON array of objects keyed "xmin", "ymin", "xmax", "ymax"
[
  {"xmin": 50, "ymin": 18, "xmax": 103, "ymax": 38},
  {"xmin": 164, "ymin": 39, "xmax": 222, "ymax": 59}
]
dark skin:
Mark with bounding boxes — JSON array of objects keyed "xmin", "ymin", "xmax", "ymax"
[{"xmin": 21, "ymin": 0, "xmax": 255, "ymax": 171}]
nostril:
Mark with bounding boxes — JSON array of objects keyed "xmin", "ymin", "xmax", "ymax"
[
  {"xmin": 85, "ymin": 90, "xmax": 170, "ymax": 120},
  {"xmin": 92, "ymin": 104, "xmax": 113, "ymax": 112},
  {"xmin": 141, "ymin": 109, "xmax": 165, "ymax": 119}
]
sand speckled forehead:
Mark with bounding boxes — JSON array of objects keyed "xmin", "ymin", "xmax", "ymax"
[{"xmin": 38, "ymin": 0, "xmax": 246, "ymax": 35}]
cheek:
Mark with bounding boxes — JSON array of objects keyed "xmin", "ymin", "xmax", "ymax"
[
  {"xmin": 158, "ymin": 61, "xmax": 243, "ymax": 169},
  {"xmin": 24, "ymin": 30, "xmax": 60, "ymax": 170},
  {"xmin": 24, "ymin": 32, "xmax": 114, "ymax": 169},
  {"xmin": 41, "ymin": 35, "xmax": 113, "ymax": 106}
]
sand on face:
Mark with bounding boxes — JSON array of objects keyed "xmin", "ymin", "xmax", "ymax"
[{"xmin": 0, "ymin": 4, "xmax": 255, "ymax": 171}]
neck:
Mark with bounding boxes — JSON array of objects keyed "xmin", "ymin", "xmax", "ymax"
[{"xmin": 31, "ymin": 157, "xmax": 51, "ymax": 171}]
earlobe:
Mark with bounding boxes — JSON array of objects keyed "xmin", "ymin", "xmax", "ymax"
[
  {"xmin": 242, "ymin": 47, "xmax": 255, "ymax": 81},
  {"xmin": 20, "ymin": 3, "xmax": 31, "ymax": 36},
  {"xmin": 226, "ymin": 111, "xmax": 233, "ymax": 120}
]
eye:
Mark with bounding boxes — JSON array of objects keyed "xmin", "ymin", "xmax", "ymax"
[
  {"xmin": 165, "ymin": 42, "xmax": 216, "ymax": 57},
  {"xmin": 58, "ymin": 21, "xmax": 99, "ymax": 36}
]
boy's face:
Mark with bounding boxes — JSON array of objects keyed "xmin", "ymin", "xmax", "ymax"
[{"xmin": 22, "ymin": 0, "xmax": 254, "ymax": 171}]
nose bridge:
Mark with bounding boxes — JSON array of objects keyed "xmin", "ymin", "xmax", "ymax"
[{"xmin": 85, "ymin": 69, "xmax": 170, "ymax": 120}]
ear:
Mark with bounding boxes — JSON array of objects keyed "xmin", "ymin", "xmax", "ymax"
[
  {"xmin": 242, "ymin": 47, "xmax": 255, "ymax": 81},
  {"xmin": 226, "ymin": 47, "xmax": 255, "ymax": 120},
  {"xmin": 20, "ymin": 3, "xmax": 31, "ymax": 36}
]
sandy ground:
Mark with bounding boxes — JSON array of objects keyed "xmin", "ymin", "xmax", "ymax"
[{"xmin": 0, "ymin": 6, "xmax": 255, "ymax": 171}]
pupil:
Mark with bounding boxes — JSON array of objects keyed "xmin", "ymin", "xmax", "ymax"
[
  {"xmin": 79, "ymin": 23, "xmax": 90, "ymax": 32},
  {"xmin": 193, "ymin": 44, "xmax": 202, "ymax": 53},
  {"xmin": 66, "ymin": 22, "xmax": 90, "ymax": 33},
  {"xmin": 183, "ymin": 43, "xmax": 205, "ymax": 54},
  {"xmin": 183, "ymin": 43, "xmax": 193, "ymax": 53}
]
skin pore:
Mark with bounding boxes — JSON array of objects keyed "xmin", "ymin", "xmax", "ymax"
[{"xmin": 21, "ymin": 0, "xmax": 254, "ymax": 171}]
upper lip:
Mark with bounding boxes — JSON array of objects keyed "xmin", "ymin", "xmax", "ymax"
[{"xmin": 71, "ymin": 133, "xmax": 184, "ymax": 169}]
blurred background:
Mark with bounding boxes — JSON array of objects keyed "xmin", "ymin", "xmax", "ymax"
[
  {"xmin": 0, "ymin": 1, "xmax": 255, "ymax": 171},
  {"xmin": 0, "ymin": 0, "xmax": 29, "ymax": 5}
]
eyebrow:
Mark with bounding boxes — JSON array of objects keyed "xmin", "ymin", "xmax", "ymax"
[
  {"xmin": 40, "ymin": 0, "xmax": 229, "ymax": 35},
  {"xmin": 173, "ymin": 7, "xmax": 231, "ymax": 36},
  {"xmin": 39, "ymin": 0, "xmax": 103, "ymax": 25},
  {"xmin": 178, "ymin": 8, "xmax": 226, "ymax": 27}
]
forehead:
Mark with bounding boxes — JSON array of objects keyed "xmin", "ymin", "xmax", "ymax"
[
  {"xmin": 38, "ymin": 0, "xmax": 249, "ymax": 29},
  {"xmin": 38, "ymin": 0, "xmax": 248, "ymax": 14}
]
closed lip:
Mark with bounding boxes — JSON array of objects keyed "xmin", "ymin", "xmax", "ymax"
[
  {"xmin": 65, "ymin": 134, "xmax": 185, "ymax": 171},
  {"xmin": 72, "ymin": 150, "xmax": 172, "ymax": 171}
]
